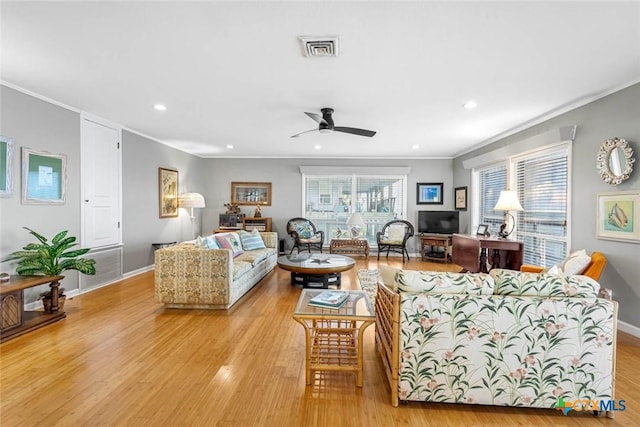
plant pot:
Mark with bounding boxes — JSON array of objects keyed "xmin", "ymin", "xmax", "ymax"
[{"xmin": 42, "ymin": 296, "xmax": 66, "ymax": 314}]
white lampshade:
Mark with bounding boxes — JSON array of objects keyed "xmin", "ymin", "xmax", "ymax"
[
  {"xmin": 493, "ymin": 190, "xmax": 523, "ymax": 212},
  {"xmin": 178, "ymin": 192, "xmax": 206, "ymax": 209},
  {"xmin": 346, "ymin": 212, "xmax": 365, "ymax": 227}
]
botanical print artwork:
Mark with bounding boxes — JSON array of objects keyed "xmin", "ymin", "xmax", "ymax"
[{"xmin": 159, "ymin": 168, "xmax": 178, "ymax": 218}]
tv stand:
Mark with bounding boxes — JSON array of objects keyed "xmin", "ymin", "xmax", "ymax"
[{"xmin": 419, "ymin": 234, "xmax": 452, "ymax": 263}]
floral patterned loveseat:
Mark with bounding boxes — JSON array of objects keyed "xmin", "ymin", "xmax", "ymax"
[
  {"xmin": 155, "ymin": 232, "xmax": 278, "ymax": 309},
  {"xmin": 375, "ymin": 268, "xmax": 617, "ymax": 416}
]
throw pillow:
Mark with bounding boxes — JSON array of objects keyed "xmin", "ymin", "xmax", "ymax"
[
  {"xmin": 387, "ymin": 225, "xmax": 405, "ymax": 242},
  {"xmin": 379, "ymin": 265, "xmax": 399, "ymax": 289},
  {"xmin": 215, "ymin": 233, "xmax": 244, "ymax": 257},
  {"xmin": 195, "ymin": 235, "xmax": 205, "ymax": 248},
  {"xmin": 203, "ymin": 235, "xmax": 220, "ymax": 249},
  {"xmin": 560, "ymin": 249, "xmax": 591, "ymax": 275},
  {"xmin": 239, "ymin": 229, "xmax": 266, "ymax": 251}
]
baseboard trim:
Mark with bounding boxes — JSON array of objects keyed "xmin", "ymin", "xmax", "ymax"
[
  {"xmin": 123, "ymin": 265, "xmax": 154, "ymax": 279},
  {"xmin": 617, "ymin": 320, "xmax": 640, "ymax": 338}
]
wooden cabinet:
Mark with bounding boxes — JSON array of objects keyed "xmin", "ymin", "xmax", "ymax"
[
  {"xmin": 419, "ymin": 234, "xmax": 452, "ymax": 263},
  {"xmin": 1, "ymin": 275, "xmax": 65, "ymax": 342},
  {"xmin": 243, "ymin": 217, "xmax": 272, "ymax": 232}
]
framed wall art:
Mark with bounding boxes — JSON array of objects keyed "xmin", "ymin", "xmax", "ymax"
[
  {"xmin": 596, "ymin": 191, "xmax": 640, "ymax": 243},
  {"xmin": 416, "ymin": 182, "xmax": 443, "ymax": 205},
  {"xmin": 22, "ymin": 147, "xmax": 67, "ymax": 204},
  {"xmin": 454, "ymin": 186, "xmax": 467, "ymax": 210},
  {"xmin": 0, "ymin": 136, "xmax": 14, "ymax": 196},
  {"xmin": 159, "ymin": 167, "xmax": 179, "ymax": 218},
  {"xmin": 231, "ymin": 182, "xmax": 272, "ymax": 206}
]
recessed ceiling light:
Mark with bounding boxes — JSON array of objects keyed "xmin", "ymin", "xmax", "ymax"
[
  {"xmin": 314, "ymin": 145, "xmax": 322, "ymax": 150},
  {"xmin": 226, "ymin": 144, "xmax": 234, "ymax": 149},
  {"xmin": 412, "ymin": 144, "xmax": 420, "ymax": 150},
  {"xmin": 153, "ymin": 104, "xmax": 167, "ymax": 111},
  {"xmin": 463, "ymin": 100, "xmax": 478, "ymax": 109}
]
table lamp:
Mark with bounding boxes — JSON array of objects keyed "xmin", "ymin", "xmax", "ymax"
[
  {"xmin": 346, "ymin": 212, "xmax": 365, "ymax": 238},
  {"xmin": 493, "ymin": 190, "xmax": 523, "ymax": 239}
]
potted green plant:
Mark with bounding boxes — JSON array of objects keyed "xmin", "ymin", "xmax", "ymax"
[{"xmin": 1, "ymin": 227, "xmax": 96, "ymax": 312}]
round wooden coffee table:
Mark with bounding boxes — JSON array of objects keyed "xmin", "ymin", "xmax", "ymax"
[{"xmin": 277, "ymin": 253, "xmax": 355, "ymax": 288}]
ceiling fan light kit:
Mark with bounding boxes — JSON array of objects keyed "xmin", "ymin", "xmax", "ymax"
[{"xmin": 291, "ymin": 107, "xmax": 376, "ymax": 138}]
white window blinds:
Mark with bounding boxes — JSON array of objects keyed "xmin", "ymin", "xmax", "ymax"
[
  {"xmin": 477, "ymin": 164, "xmax": 507, "ymax": 237},
  {"xmin": 514, "ymin": 146, "xmax": 569, "ymax": 266}
]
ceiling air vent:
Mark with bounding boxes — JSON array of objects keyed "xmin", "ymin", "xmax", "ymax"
[{"xmin": 298, "ymin": 36, "xmax": 340, "ymax": 58}]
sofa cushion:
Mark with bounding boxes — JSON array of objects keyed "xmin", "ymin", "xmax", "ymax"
[
  {"xmin": 232, "ymin": 261, "xmax": 252, "ymax": 280},
  {"xmin": 235, "ymin": 248, "xmax": 272, "ymax": 266},
  {"xmin": 215, "ymin": 232, "xmax": 244, "ymax": 257},
  {"xmin": 239, "ymin": 229, "xmax": 266, "ymax": 250},
  {"xmin": 380, "ymin": 265, "xmax": 400, "ymax": 290},
  {"xmin": 395, "ymin": 270, "xmax": 494, "ymax": 295},
  {"xmin": 490, "ymin": 268, "xmax": 600, "ymax": 298}
]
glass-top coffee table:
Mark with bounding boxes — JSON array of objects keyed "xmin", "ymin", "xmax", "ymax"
[
  {"xmin": 277, "ymin": 253, "xmax": 355, "ymax": 288},
  {"xmin": 293, "ymin": 289, "xmax": 375, "ymax": 387}
]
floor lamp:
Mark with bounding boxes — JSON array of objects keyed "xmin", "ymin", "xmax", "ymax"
[
  {"xmin": 493, "ymin": 190, "xmax": 523, "ymax": 239},
  {"xmin": 178, "ymin": 192, "xmax": 206, "ymax": 238}
]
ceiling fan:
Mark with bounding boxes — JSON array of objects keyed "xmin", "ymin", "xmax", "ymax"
[{"xmin": 291, "ymin": 108, "xmax": 376, "ymax": 138}]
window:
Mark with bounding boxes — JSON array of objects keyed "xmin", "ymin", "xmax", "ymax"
[
  {"xmin": 476, "ymin": 164, "xmax": 507, "ymax": 237},
  {"xmin": 472, "ymin": 143, "xmax": 570, "ymax": 266},
  {"xmin": 303, "ymin": 173, "xmax": 407, "ymax": 245},
  {"xmin": 514, "ymin": 146, "xmax": 569, "ymax": 266}
]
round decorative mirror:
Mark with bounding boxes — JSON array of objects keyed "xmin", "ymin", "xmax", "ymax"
[{"xmin": 596, "ymin": 137, "xmax": 635, "ymax": 185}]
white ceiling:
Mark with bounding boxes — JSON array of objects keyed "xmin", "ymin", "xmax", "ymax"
[{"xmin": 2, "ymin": 1, "xmax": 640, "ymax": 159}]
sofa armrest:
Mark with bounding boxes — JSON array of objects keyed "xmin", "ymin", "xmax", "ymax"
[
  {"xmin": 375, "ymin": 282, "xmax": 400, "ymax": 407},
  {"xmin": 258, "ymin": 232, "xmax": 278, "ymax": 248}
]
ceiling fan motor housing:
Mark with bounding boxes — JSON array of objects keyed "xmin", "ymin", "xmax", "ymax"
[{"xmin": 320, "ymin": 108, "xmax": 335, "ymax": 130}]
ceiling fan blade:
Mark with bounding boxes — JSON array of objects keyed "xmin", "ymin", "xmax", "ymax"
[
  {"xmin": 304, "ymin": 112, "xmax": 327, "ymax": 125},
  {"xmin": 334, "ymin": 127, "xmax": 376, "ymax": 137},
  {"xmin": 291, "ymin": 129, "xmax": 318, "ymax": 138}
]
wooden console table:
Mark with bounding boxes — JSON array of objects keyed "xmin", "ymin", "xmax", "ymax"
[
  {"xmin": 419, "ymin": 234, "xmax": 452, "ymax": 263},
  {"xmin": 0, "ymin": 275, "xmax": 65, "ymax": 342},
  {"xmin": 329, "ymin": 238, "xmax": 370, "ymax": 257},
  {"xmin": 452, "ymin": 234, "xmax": 523, "ymax": 273}
]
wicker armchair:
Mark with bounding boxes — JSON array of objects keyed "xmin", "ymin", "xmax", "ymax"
[
  {"xmin": 286, "ymin": 217, "xmax": 324, "ymax": 254},
  {"xmin": 376, "ymin": 220, "xmax": 414, "ymax": 262}
]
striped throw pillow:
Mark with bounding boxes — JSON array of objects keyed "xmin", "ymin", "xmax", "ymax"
[{"xmin": 239, "ymin": 229, "xmax": 266, "ymax": 251}]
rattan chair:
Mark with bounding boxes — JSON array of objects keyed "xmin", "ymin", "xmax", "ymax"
[
  {"xmin": 286, "ymin": 217, "xmax": 324, "ymax": 254},
  {"xmin": 376, "ymin": 220, "xmax": 414, "ymax": 262}
]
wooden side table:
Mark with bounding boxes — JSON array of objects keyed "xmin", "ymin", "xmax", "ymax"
[
  {"xmin": 420, "ymin": 234, "xmax": 452, "ymax": 263},
  {"xmin": 329, "ymin": 238, "xmax": 370, "ymax": 257},
  {"xmin": 293, "ymin": 289, "xmax": 375, "ymax": 387},
  {"xmin": 1, "ymin": 275, "xmax": 65, "ymax": 342}
]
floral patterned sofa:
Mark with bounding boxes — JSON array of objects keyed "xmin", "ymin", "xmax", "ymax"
[
  {"xmin": 375, "ymin": 268, "xmax": 618, "ymax": 416},
  {"xmin": 154, "ymin": 231, "xmax": 278, "ymax": 309}
]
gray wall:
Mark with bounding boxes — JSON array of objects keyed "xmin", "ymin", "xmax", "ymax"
[
  {"xmin": 122, "ymin": 131, "xmax": 205, "ymax": 272},
  {"xmin": 0, "ymin": 86, "xmax": 204, "ymax": 302},
  {"xmin": 0, "ymin": 86, "xmax": 82, "ymax": 300},
  {"xmin": 454, "ymin": 83, "xmax": 640, "ymax": 329},
  {"xmin": 202, "ymin": 158, "xmax": 453, "ymax": 254}
]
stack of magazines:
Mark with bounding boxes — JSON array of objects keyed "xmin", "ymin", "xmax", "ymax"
[{"xmin": 308, "ymin": 291, "xmax": 349, "ymax": 309}]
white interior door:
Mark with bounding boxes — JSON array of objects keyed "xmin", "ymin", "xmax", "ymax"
[{"xmin": 81, "ymin": 115, "xmax": 121, "ymax": 249}]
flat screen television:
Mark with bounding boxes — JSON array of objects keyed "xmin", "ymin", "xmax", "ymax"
[{"xmin": 418, "ymin": 210, "xmax": 459, "ymax": 235}]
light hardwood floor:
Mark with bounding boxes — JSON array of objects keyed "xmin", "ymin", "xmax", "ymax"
[{"xmin": 1, "ymin": 257, "xmax": 638, "ymax": 426}]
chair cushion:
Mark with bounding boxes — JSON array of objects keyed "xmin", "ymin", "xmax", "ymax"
[
  {"xmin": 295, "ymin": 222, "xmax": 314, "ymax": 239},
  {"xmin": 299, "ymin": 236, "xmax": 321, "ymax": 243}
]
